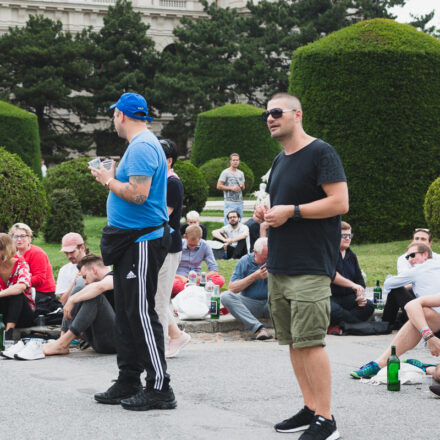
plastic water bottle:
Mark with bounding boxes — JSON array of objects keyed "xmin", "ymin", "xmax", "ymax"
[
  {"xmin": 210, "ymin": 285, "xmax": 220, "ymax": 320},
  {"xmin": 188, "ymin": 267, "xmax": 197, "ymax": 285},
  {"xmin": 205, "ymin": 278, "xmax": 214, "ymax": 310},
  {"xmin": 200, "ymin": 272, "xmax": 207, "ymax": 288}
]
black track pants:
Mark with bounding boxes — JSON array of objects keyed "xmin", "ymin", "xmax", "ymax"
[{"xmin": 113, "ymin": 236, "xmax": 169, "ymax": 390}]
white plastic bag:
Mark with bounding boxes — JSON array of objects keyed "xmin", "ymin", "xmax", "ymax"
[
  {"xmin": 361, "ymin": 363, "xmax": 425, "ymax": 385},
  {"xmin": 171, "ymin": 285, "xmax": 209, "ymax": 320}
]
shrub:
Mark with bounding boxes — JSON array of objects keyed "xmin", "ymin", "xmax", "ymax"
[
  {"xmin": 199, "ymin": 156, "xmax": 254, "ymax": 197},
  {"xmin": 0, "ymin": 147, "xmax": 47, "ymax": 234},
  {"xmin": 0, "ymin": 100, "xmax": 41, "ymax": 177},
  {"xmin": 191, "ymin": 104, "xmax": 281, "ymax": 190},
  {"xmin": 43, "ymin": 189, "xmax": 85, "ymax": 243},
  {"xmin": 289, "ymin": 19, "xmax": 440, "ymax": 242},
  {"xmin": 44, "ymin": 157, "xmax": 108, "ymax": 216},
  {"xmin": 173, "ymin": 160, "xmax": 208, "ymax": 216},
  {"xmin": 424, "ymin": 178, "xmax": 440, "ymax": 238}
]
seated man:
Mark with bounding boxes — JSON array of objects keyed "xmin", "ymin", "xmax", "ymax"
[
  {"xmin": 42, "ymin": 254, "xmax": 116, "ymax": 356},
  {"xmin": 329, "ymin": 221, "xmax": 374, "ymax": 332},
  {"xmin": 350, "ymin": 293, "xmax": 440, "ymax": 381},
  {"xmin": 180, "ymin": 210, "xmax": 207, "ymax": 240},
  {"xmin": 382, "ymin": 242, "xmax": 440, "ymax": 328},
  {"xmin": 221, "ymin": 237, "xmax": 272, "ymax": 340},
  {"xmin": 396, "ymin": 228, "xmax": 440, "ymax": 274},
  {"xmin": 172, "ymin": 225, "xmax": 225, "ymax": 296},
  {"xmin": 212, "ymin": 210, "xmax": 249, "ymax": 259}
]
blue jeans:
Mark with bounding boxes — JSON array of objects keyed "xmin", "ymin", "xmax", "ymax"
[
  {"xmin": 224, "ymin": 201, "xmax": 243, "ymax": 225},
  {"xmin": 221, "ymin": 291, "xmax": 270, "ymax": 333}
]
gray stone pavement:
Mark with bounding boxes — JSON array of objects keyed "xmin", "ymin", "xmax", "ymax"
[{"xmin": 0, "ymin": 331, "xmax": 438, "ymax": 440}]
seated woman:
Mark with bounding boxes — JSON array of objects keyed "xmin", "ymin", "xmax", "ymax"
[
  {"xmin": 329, "ymin": 221, "xmax": 374, "ymax": 333},
  {"xmin": 0, "ymin": 233, "xmax": 35, "ymax": 339},
  {"xmin": 9, "ymin": 223, "xmax": 59, "ymax": 315}
]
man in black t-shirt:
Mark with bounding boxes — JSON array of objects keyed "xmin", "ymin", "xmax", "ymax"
[
  {"xmin": 155, "ymin": 139, "xmax": 191, "ymax": 358},
  {"xmin": 255, "ymin": 93, "xmax": 348, "ymax": 440}
]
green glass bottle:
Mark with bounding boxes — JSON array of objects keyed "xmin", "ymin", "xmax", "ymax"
[
  {"xmin": 210, "ymin": 285, "xmax": 220, "ymax": 320},
  {"xmin": 373, "ymin": 280, "xmax": 382, "ymax": 308},
  {"xmin": 387, "ymin": 345, "xmax": 400, "ymax": 391},
  {"xmin": 0, "ymin": 314, "xmax": 5, "ymax": 351}
]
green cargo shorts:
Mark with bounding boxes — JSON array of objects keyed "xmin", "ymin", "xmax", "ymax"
[{"xmin": 268, "ymin": 273, "xmax": 331, "ymax": 348}]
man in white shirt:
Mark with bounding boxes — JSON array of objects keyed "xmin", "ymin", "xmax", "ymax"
[
  {"xmin": 396, "ymin": 228, "xmax": 440, "ymax": 274},
  {"xmin": 55, "ymin": 232, "xmax": 87, "ymax": 305},
  {"xmin": 383, "ymin": 242, "xmax": 440, "ymax": 327},
  {"xmin": 212, "ymin": 210, "xmax": 249, "ymax": 259}
]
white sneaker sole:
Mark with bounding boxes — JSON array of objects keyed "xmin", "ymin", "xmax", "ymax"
[
  {"xmin": 326, "ymin": 430, "xmax": 341, "ymax": 440},
  {"xmin": 14, "ymin": 353, "xmax": 45, "ymax": 361},
  {"xmin": 275, "ymin": 424, "xmax": 309, "ymax": 433}
]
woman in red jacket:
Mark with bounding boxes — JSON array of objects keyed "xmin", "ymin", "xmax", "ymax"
[{"xmin": 9, "ymin": 223, "xmax": 60, "ymax": 315}]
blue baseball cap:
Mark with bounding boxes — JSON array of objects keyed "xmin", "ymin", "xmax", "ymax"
[{"xmin": 109, "ymin": 93, "xmax": 153, "ymax": 121}]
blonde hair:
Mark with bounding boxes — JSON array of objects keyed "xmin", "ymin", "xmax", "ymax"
[
  {"xmin": 341, "ymin": 221, "xmax": 351, "ymax": 231},
  {"xmin": 185, "ymin": 224, "xmax": 202, "ymax": 240},
  {"xmin": 0, "ymin": 233, "xmax": 16, "ymax": 261},
  {"xmin": 9, "ymin": 222, "xmax": 33, "ymax": 238},
  {"xmin": 408, "ymin": 242, "xmax": 432, "ymax": 259}
]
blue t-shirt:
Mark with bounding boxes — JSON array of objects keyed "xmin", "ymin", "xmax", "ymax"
[
  {"xmin": 230, "ymin": 253, "xmax": 268, "ymax": 300},
  {"xmin": 107, "ymin": 131, "xmax": 168, "ymax": 241}
]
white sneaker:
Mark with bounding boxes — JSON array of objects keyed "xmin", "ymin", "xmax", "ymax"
[
  {"xmin": 1, "ymin": 340, "xmax": 26, "ymax": 359},
  {"xmin": 166, "ymin": 332, "xmax": 191, "ymax": 358},
  {"xmin": 14, "ymin": 339, "xmax": 45, "ymax": 360}
]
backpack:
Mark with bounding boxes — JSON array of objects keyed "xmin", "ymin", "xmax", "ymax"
[{"xmin": 339, "ymin": 321, "xmax": 393, "ymax": 336}]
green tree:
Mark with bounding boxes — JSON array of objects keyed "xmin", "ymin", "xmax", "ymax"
[
  {"xmin": 0, "ymin": 15, "xmax": 93, "ymax": 161},
  {"xmin": 89, "ymin": 0, "xmax": 159, "ymax": 156},
  {"xmin": 156, "ymin": 0, "xmax": 410, "ymax": 147},
  {"xmin": 152, "ymin": 0, "xmax": 242, "ymax": 148}
]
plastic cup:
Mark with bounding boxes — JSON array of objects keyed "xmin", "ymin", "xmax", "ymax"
[
  {"xmin": 102, "ymin": 159, "xmax": 114, "ymax": 170},
  {"xmin": 88, "ymin": 158, "xmax": 101, "ymax": 169}
]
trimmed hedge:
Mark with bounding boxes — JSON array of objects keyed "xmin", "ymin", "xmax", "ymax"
[
  {"xmin": 199, "ymin": 156, "xmax": 254, "ymax": 197},
  {"xmin": 0, "ymin": 101, "xmax": 41, "ymax": 177},
  {"xmin": 43, "ymin": 189, "xmax": 85, "ymax": 243},
  {"xmin": 424, "ymin": 178, "xmax": 440, "ymax": 238},
  {"xmin": 0, "ymin": 147, "xmax": 47, "ymax": 234},
  {"xmin": 173, "ymin": 160, "xmax": 208, "ymax": 216},
  {"xmin": 44, "ymin": 157, "xmax": 108, "ymax": 216},
  {"xmin": 191, "ymin": 104, "xmax": 281, "ymax": 190},
  {"xmin": 289, "ymin": 19, "xmax": 440, "ymax": 242}
]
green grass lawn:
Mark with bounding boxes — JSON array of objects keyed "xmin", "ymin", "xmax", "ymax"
[{"xmin": 34, "ymin": 216, "xmax": 437, "ymax": 287}]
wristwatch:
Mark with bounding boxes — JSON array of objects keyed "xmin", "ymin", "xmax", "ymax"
[{"xmin": 293, "ymin": 205, "xmax": 301, "ymax": 221}]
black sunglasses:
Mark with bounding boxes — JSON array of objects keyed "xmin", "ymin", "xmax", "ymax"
[
  {"xmin": 405, "ymin": 251, "xmax": 424, "ymax": 260},
  {"xmin": 261, "ymin": 108, "xmax": 296, "ymax": 122},
  {"xmin": 341, "ymin": 233, "xmax": 353, "ymax": 239}
]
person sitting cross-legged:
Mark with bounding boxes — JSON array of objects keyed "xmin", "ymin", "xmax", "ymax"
[
  {"xmin": 221, "ymin": 237, "xmax": 272, "ymax": 340},
  {"xmin": 328, "ymin": 221, "xmax": 374, "ymax": 334},
  {"xmin": 350, "ymin": 293, "xmax": 440, "ymax": 380},
  {"xmin": 172, "ymin": 225, "xmax": 225, "ymax": 297},
  {"xmin": 42, "ymin": 254, "xmax": 116, "ymax": 357}
]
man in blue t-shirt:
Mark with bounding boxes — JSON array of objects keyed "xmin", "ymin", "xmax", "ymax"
[
  {"xmin": 89, "ymin": 92, "xmax": 176, "ymax": 412},
  {"xmin": 221, "ymin": 237, "xmax": 272, "ymax": 340}
]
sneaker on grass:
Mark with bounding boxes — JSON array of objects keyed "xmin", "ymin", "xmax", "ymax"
[
  {"xmin": 274, "ymin": 405, "xmax": 314, "ymax": 433},
  {"xmin": 299, "ymin": 415, "xmax": 340, "ymax": 440},
  {"xmin": 350, "ymin": 361, "xmax": 380, "ymax": 379}
]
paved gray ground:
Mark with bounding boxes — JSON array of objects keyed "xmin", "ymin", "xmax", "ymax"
[{"xmin": 1, "ymin": 332, "xmax": 438, "ymax": 440}]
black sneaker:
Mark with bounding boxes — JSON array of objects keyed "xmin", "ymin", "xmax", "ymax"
[
  {"xmin": 94, "ymin": 380, "xmax": 142, "ymax": 405},
  {"xmin": 274, "ymin": 406, "xmax": 315, "ymax": 433},
  {"xmin": 299, "ymin": 415, "xmax": 340, "ymax": 440},
  {"xmin": 430, "ymin": 384, "xmax": 440, "ymax": 398},
  {"xmin": 120, "ymin": 387, "xmax": 177, "ymax": 411}
]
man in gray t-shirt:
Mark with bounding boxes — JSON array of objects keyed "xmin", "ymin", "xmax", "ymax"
[{"xmin": 217, "ymin": 153, "xmax": 245, "ymax": 224}]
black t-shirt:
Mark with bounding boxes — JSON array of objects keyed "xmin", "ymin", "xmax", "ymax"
[
  {"xmin": 167, "ymin": 176, "xmax": 184, "ymax": 253},
  {"xmin": 245, "ymin": 218, "xmax": 260, "ymax": 252},
  {"xmin": 266, "ymin": 139, "xmax": 346, "ymax": 277},
  {"xmin": 330, "ymin": 248, "xmax": 365, "ymax": 298},
  {"xmin": 180, "ymin": 223, "xmax": 208, "ymax": 240}
]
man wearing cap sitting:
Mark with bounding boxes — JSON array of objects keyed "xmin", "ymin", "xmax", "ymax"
[
  {"xmin": 56, "ymin": 232, "xmax": 88, "ymax": 306},
  {"xmin": 89, "ymin": 92, "xmax": 175, "ymax": 412}
]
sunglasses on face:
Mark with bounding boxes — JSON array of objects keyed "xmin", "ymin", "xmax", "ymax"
[
  {"xmin": 341, "ymin": 233, "xmax": 353, "ymax": 239},
  {"xmin": 405, "ymin": 251, "xmax": 424, "ymax": 260},
  {"xmin": 261, "ymin": 108, "xmax": 296, "ymax": 122}
]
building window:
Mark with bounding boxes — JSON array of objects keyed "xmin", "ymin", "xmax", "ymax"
[{"xmin": 160, "ymin": 0, "xmax": 186, "ymax": 9}]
